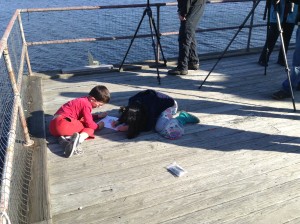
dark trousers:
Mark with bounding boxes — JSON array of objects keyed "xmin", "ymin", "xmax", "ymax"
[
  {"xmin": 177, "ymin": 0, "xmax": 205, "ymax": 70},
  {"xmin": 259, "ymin": 22, "xmax": 295, "ymax": 64}
]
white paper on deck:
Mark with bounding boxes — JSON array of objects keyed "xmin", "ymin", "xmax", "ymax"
[{"xmin": 97, "ymin": 115, "xmax": 118, "ymax": 130}]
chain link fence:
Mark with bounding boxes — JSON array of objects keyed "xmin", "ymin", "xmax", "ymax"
[{"xmin": 0, "ymin": 10, "xmax": 34, "ymax": 224}]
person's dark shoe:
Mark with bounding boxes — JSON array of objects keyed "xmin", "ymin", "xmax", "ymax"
[
  {"xmin": 272, "ymin": 90, "xmax": 291, "ymax": 100},
  {"xmin": 168, "ymin": 68, "xmax": 188, "ymax": 76},
  {"xmin": 276, "ymin": 60, "xmax": 285, "ymax": 66},
  {"xmin": 188, "ymin": 63, "xmax": 199, "ymax": 70},
  {"xmin": 58, "ymin": 136, "xmax": 70, "ymax": 154},
  {"xmin": 258, "ymin": 60, "xmax": 268, "ymax": 67},
  {"xmin": 58, "ymin": 136, "xmax": 69, "ymax": 145},
  {"xmin": 64, "ymin": 132, "xmax": 80, "ymax": 158}
]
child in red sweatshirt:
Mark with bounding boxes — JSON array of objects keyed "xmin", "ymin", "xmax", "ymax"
[{"xmin": 49, "ymin": 85, "xmax": 110, "ymax": 157}]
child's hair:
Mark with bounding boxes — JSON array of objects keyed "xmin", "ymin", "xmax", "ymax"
[
  {"xmin": 89, "ymin": 85, "xmax": 110, "ymax": 103},
  {"xmin": 118, "ymin": 102, "xmax": 147, "ymax": 139}
]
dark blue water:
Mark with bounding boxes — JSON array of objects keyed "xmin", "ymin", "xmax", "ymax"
[{"xmin": 0, "ymin": 1, "xmax": 268, "ymax": 71}]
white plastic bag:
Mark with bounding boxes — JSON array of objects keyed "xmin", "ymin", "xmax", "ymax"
[{"xmin": 166, "ymin": 162, "xmax": 187, "ymax": 177}]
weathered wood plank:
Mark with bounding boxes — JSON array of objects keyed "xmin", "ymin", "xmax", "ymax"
[
  {"xmin": 27, "ymin": 76, "xmax": 52, "ymax": 224},
  {"xmin": 52, "ymin": 151, "xmax": 300, "ymax": 223}
]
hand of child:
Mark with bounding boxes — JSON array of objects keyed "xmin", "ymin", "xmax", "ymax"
[
  {"xmin": 98, "ymin": 121, "xmax": 104, "ymax": 130},
  {"xmin": 96, "ymin": 112, "xmax": 107, "ymax": 119},
  {"xmin": 117, "ymin": 124, "xmax": 129, "ymax": 132},
  {"xmin": 111, "ymin": 120, "xmax": 119, "ymax": 128}
]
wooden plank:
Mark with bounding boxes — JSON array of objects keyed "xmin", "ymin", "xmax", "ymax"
[
  {"xmin": 48, "ymin": 124, "xmax": 300, "ymax": 216},
  {"xmin": 160, "ymin": 177, "xmax": 300, "ymax": 224},
  {"xmin": 52, "ymin": 153, "xmax": 300, "ymax": 223},
  {"xmin": 27, "ymin": 76, "xmax": 52, "ymax": 223}
]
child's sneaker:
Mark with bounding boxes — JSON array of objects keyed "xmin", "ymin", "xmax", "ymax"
[
  {"xmin": 74, "ymin": 144, "xmax": 84, "ymax": 156},
  {"xmin": 64, "ymin": 133, "xmax": 80, "ymax": 158},
  {"xmin": 58, "ymin": 136, "xmax": 69, "ymax": 145},
  {"xmin": 58, "ymin": 136, "xmax": 70, "ymax": 153}
]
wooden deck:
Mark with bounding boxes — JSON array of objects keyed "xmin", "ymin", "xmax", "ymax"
[{"xmin": 41, "ymin": 52, "xmax": 300, "ymax": 224}]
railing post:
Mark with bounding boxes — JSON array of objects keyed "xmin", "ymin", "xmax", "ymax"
[
  {"xmin": 3, "ymin": 47, "xmax": 34, "ymax": 147},
  {"xmin": 17, "ymin": 13, "xmax": 33, "ymax": 76}
]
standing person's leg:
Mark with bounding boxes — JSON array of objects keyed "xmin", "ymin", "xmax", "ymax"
[
  {"xmin": 167, "ymin": 21, "xmax": 189, "ymax": 75},
  {"xmin": 272, "ymin": 26, "xmax": 300, "ymax": 99},
  {"xmin": 174, "ymin": 20, "xmax": 191, "ymax": 73},
  {"xmin": 177, "ymin": 2, "xmax": 205, "ymax": 71},
  {"xmin": 188, "ymin": 37, "xmax": 199, "ymax": 70},
  {"xmin": 168, "ymin": 0, "xmax": 205, "ymax": 75},
  {"xmin": 277, "ymin": 22, "xmax": 295, "ymax": 65},
  {"xmin": 259, "ymin": 23, "xmax": 280, "ymax": 66},
  {"xmin": 187, "ymin": 2, "xmax": 206, "ymax": 70},
  {"xmin": 282, "ymin": 27, "xmax": 300, "ymax": 90}
]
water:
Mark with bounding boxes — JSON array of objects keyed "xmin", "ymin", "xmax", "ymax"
[
  {"xmin": 0, "ymin": 0, "xmax": 172, "ymax": 39},
  {"xmin": 0, "ymin": 1, "xmax": 269, "ymax": 71}
]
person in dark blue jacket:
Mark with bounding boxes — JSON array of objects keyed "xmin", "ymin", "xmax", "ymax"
[
  {"xmin": 112, "ymin": 89, "xmax": 199, "ymax": 139},
  {"xmin": 258, "ymin": 0, "xmax": 298, "ymax": 66},
  {"xmin": 168, "ymin": 0, "xmax": 206, "ymax": 76}
]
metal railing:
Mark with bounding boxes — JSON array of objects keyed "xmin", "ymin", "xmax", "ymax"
[
  {"xmin": 0, "ymin": 0, "xmax": 289, "ymax": 223},
  {"xmin": 0, "ymin": 9, "xmax": 34, "ymax": 224},
  {"xmin": 18, "ymin": 0, "xmax": 276, "ymax": 72}
]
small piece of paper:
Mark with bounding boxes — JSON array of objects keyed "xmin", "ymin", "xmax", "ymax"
[
  {"xmin": 97, "ymin": 115, "xmax": 118, "ymax": 130},
  {"xmin": 166, "ymin": 162, "xmax": 187, "ymax": 177}
]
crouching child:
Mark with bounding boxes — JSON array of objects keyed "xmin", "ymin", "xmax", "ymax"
[
  {"xmin": 49, "ymin": 85, "xmax": 110, "ymax": 157},
  {"xmin": 112, "ymin": 89, "xmax": 199, "ymax": 140}
]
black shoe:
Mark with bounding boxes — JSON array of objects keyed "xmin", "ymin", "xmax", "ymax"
[
  {"xmin": 64, "ymin": 132, "xmax": 80, "ymax": 158},
  {"xmin": 276, "ymin": 60, "xmax": 285, "ymax": 66},
  {"xmin": 58, "ymin": 136, "xmax": 69, "ymax": 145},
  {"xmin": 168, "ymin": 68, "xmax": 188, "ymax": 76},
  {"xmin": 272, "ymin": 90, "xmax": 291, "ymax": 100},
  {"xmin": 258, "ymin": 60, "xmax": 268, "ymax": 67},
  {"xmin": 188, "ymin": 63, "xmax": 199, "ymax": 70}
]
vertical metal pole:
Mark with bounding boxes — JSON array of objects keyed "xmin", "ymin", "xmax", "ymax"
[
  {"xmin": 3, "ymin": 47, "xmax": 34, "ymax": 146},
  {"xmin": 247, "ymin": 0, "xmax": 256, "ymax": 51},
  {"xmin": 17, "ymin": 13, "xmax": 33, "ymax": 76},
  {"xmin": 156, "ymin": 6, "xmax": 160, "ymax": 61},
  {"xmin": 274, "ymin": 5, "xmax": 296, "ymax": 111}
]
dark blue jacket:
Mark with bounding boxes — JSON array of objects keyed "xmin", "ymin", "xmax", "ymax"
[{"xmin": 129, "ymin": 90, "xmax": 175, "ymax": 131}]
